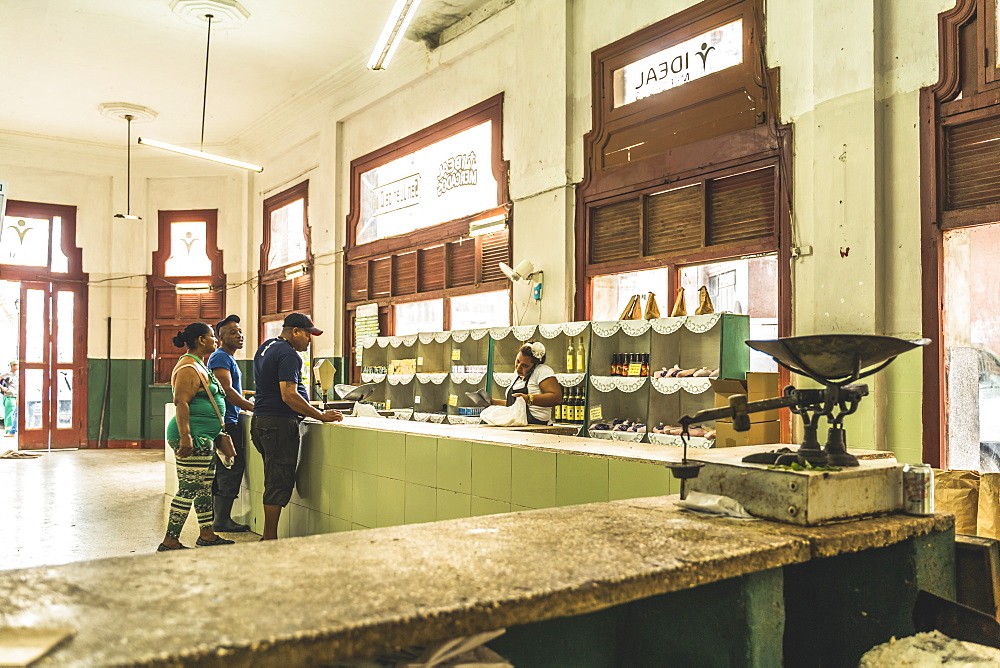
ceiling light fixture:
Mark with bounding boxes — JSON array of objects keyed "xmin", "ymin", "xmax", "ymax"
[
  {"xmin": 113, "ymin": 115, "xmax": 142, "ymax": 220},
  {"xmin": 468, "ymin": 213, "xmax": 507, "ymax": 237},
  {"xmin": 284, "ymin": 264, "xmax": 308, "ymax": 280},
  {"xmin": 367, "ymin": 0, "xmax": 423, "ymax": 70},
  {"xmin": 175, "ymin": 282, "xmax": 213, "ymax": 295},
  {"xmin": 139, "ymin": 12, "xmax": 263, "ymax": 172}
]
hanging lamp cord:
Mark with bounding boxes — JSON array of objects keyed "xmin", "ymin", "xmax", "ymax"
[
  {"xmin": 125, "ymin": 114, "xmax": 134, "ymax": 215},
  {"xmin": 200, "ymin": 14, "xmax": 214, "ymax": 152}
]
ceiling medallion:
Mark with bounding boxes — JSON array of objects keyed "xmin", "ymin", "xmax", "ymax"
[
  {"xmin": 169, "ymin": 0, "xmax": 250, "ymax": 30},
  {"xmin": 98, "ymin": 102, "xmax": 159, "ymax": 123}
]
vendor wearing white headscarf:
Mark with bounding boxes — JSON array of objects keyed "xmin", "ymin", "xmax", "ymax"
[{"xmin": 492, "ymin": 341, "xmax": 563, "ymax": 425}]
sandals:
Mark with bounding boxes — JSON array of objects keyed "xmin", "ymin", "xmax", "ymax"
[
  {"xmin": 196, "ymin": 535, "xmax": 235, "ymax": 547},
  {"xmin": 156, "ymin": 543, "xmax": 190, "ymax": 552}
]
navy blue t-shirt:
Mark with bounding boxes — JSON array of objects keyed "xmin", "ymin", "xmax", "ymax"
[
  {"xmin": 253, "ymin": 337, "xmax": 308, "ymax": 420},
  {"xmin": 207, "ymin": 348, "xmax": 242, "ymax": 424}
]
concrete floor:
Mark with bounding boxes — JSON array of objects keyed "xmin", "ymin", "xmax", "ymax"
[{"xmin": 0, "ymin": 449, "xmax": 259, "ymax": 572}]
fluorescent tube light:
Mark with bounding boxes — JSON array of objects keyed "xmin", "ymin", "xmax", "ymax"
[
  {"xmin": 284, "ymin": 264, "xmax": 307, "ymax": 280},
  {"xmin": 138, "ymin": 137, "xmax": 263, "ymax": 172},
  {"xmin": 367, "ymin": 0, "xmax": 422, "ymax": 70},
  {"xmin": 175, "ymin": 283, "xmax": 213, "ymax": 295},
  {"xmin": 468, "ymin": 213, "xmax": 507, "ymax": 237}
]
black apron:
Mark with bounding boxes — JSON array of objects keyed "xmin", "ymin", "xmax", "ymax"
[{"xmin": 506, "ymin": 365, "xmax": 547, "ymax": 425}]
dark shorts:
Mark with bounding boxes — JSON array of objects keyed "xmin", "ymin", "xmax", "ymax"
[
  {"xmin": 213, "ymin": 421, "xmax": 246, "ymax": 499},
  {"xmin": 250, "ymin": 415, "xmax": 301, "ymax": 508}
]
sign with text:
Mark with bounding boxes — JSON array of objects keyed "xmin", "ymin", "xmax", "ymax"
[
  {"xmin": 613, "ymin": 19, "xmax": 743, "ymax": 108},
  {"xmin": 356, "ymin": 121, "xmax": 499, "ymax": 245}
]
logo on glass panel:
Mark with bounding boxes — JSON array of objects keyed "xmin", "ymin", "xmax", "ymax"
[{"xmin": 613, "ymin": 19, "xmax": 743, "ymax": 108}]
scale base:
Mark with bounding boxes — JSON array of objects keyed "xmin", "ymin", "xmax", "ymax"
[{"xmin": 688, "ymin": 445, "xmax": 903, "ymax": 525}]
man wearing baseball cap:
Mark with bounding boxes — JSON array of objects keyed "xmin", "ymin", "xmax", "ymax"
[{"xmin": 251, "ymin": 312, "xmax": 343, "ymax": 540}]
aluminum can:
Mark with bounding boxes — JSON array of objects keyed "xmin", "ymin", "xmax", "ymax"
[{"xmin": 902, "ymin": 463, "xmax": 934, "ymax": 516}]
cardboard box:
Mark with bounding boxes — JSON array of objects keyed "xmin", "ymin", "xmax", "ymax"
[
  {"xmin": 711, "ymin": 372, "xmax": 781, "ymax": 421},
  {"xmin": 714, "ymin": 420, "xmax": 781, "ymax": 448}
]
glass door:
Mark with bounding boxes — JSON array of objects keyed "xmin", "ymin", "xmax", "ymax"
[{"xmin": 17, "ymin": 281, "xmax": 85, "ymax": 450}]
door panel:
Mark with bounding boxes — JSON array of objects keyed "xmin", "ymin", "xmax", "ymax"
[{"xmin": 17, "ymin": 281, "xmax": 86, "ymax": 449}]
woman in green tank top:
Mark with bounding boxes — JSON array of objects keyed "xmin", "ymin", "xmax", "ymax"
[{"xmin": 158, "ymin": 322, "xmax": 235, "ymax": 551}]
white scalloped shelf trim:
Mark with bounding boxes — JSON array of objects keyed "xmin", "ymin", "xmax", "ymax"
[
  {"xmin": 470, "ymin": 328, "xmax": 489, "ymax": 340},
  {"xmin": 390, "ymin": 409, "xmax": 413, "ymax": 420},
  {"xmin": 493, "ymin": 372, "xmax": 517, "ymax": 388},
  {"xmin": 451, "ymin": 329, "xmax": 470, "ymax": 343},
  {"xmin": 555, "ymin": 373, "xmax": 585, "ymax": 387},
  {"xmin": 650, "ymin": 376, "xmax": 713, "ymax": 395},
  {"xmin": 588, "ymin": 429, "xmax": 614, "ymax": 440},
  {"xmin": 418, "ymin": 332, "xmax": 436, "ymax": 344},
  {"xmin": 648, "ymin": 432, "xmax": 715, "ymax": 449},
  {"xmin": 489, "ymin": 327, "xmax": 510, "ymax": 340},
  {"xmin": 589, "ymin": 375, "xmax": 648, "ymax": 393},
  {"xmin": 360, "ymin": 372, "xmax": 387, "ymax": 384},
  {"xmin": 685, "ymin": 313, "xmax": 723, "ymax": 333},
  {"xmin": 361, "ymin": 337, "xmax": 377, "ymax": 349},
  {"xmin": 537, "ymin": 321, "xmax": 590, "ymax": 338},
  {"xmin": 611, "ymin": 430, "xmax": 646, "ymax": 442},
  {"xmin": 450, "ymin": 371, "xmax": 486, "ymax": 385},
  {"xmin": 512, "ymin": 325, "xmax": 537, "ymax": 341},
  {"xmin": 387, "ymin": 373, "xmax": 415, "ymax": 385},
  {"xmin": 416, "ymin": 372, "xmax": 448, "ymax": 385},
  {"xmin": 413, "ymin": 412, "xmax": 447, "ymax": 423},
  {"xmin": 620, "ymin": 320, "xmax": 651, "ymax": 336},
  {"xmin": 591, "ymin": 321, "xmax": 621, "ymax": 338}
]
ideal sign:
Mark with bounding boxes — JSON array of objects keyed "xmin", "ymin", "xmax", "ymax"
[
  {"xmin": 357, "ymin": 121, "xmax": 497, "ymax": 245},
  {"xmin": 613, "ymin": 19, "xmax": 743, "ymax": 108}
]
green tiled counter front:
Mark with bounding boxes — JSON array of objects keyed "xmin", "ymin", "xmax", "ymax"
[{"xmin": 233, "ymin": 418, "xmax": 684, "ymax": 539}]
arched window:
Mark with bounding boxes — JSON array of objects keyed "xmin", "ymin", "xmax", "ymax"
[
  {"xmin": 259, "ymin": 181, "xmax": 312, "ymax": 343},
  {"xmin": 147, "ymin": 210, "xmax": 225, "ymax": 383}
]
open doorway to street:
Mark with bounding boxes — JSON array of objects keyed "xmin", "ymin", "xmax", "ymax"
[{"xmin": 0, "ymin": 201, "xmax": 88, "ymax": 451}]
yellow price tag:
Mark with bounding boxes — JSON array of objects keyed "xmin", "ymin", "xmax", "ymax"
[
  {"xmin": 448, "ymin": 394, "xmax": 458, "ymax": 407},
  {"xmin": 627, "ymin": 363, "xmax": 642, "ymax": 377},
  {"xmin": 452, "ymin": 349, "xmax": 461, "ymax": 361},
  {"xmin": 589, "ymin": 405, "xmax": 603, "ymax": 421}
]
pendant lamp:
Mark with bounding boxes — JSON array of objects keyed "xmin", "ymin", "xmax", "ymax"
[
  {"xmin": 139, "ymin": 10, "xmax": 263, "ymax": 172},
  {"xmin": 113, "ymin": 115, "xmax": 141, "ymax": 220}
]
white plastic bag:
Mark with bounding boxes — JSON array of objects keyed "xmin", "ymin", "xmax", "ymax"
[{"xmin": 479, "ymin": 397, "xmax": 528, "ymax": 427}]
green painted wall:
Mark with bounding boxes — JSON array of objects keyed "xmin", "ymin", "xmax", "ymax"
[{"xmin": 87, "ymin": 357, "xmax": 257, "ymax": 444}]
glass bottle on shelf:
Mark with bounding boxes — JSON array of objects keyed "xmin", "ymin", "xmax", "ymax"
[
  {"xmin": 640, "ymin": 353, "xmax": 649, "ymax": 377},
  {"xmin": 576, "ymin": 387, "xmax": 586, "ymax": 423},
  {"xmin": 554, "ymin": 395, "xmax": 562, "ymax": 422},
  {"xmin": 566, "ymin": 339, "xmax": 575, "ymax": 373},
  {"xmin": 610, "ymin": 353, "xmax": 618, "ymax": 376},
  {"xmin": 575, "ymin": 337, "xmax": 586, "ymax": 373}
]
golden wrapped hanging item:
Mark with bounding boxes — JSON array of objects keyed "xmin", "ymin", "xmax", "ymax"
[
  {"xmin": 618, "ymin": 294, "xmax": 638, "ymax": 321},
  {"xmin": 695, "ymin": 286, "xmax": 715, "ymax": 315},
  {"xmin": 669, "ymin": 287, "xmax": 686, "ymax": 317},
  {"xmin": 643, "ymin": 291, "xmax": 660, "ymax": 319},
  {"xmin": 627, "ymin": 293, "xmax": 644, "ymax": 320}
]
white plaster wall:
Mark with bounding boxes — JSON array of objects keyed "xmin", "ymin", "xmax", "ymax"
[{"xmin": 0, "ymin": 0, "xmax": 963, "ymax": 455}]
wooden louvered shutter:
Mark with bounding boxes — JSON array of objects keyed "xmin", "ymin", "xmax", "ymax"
[
  {"xmin": 178, "ymin": 294, "xmax": 201, "ymax": 320},
  {"xmin": 200, "ymin": 290, "xmax": 223, "ymax": 320},
  {"xmin": 393, "ymin": 252, "xmax": 417, "ymax": 295},
  {"xmin": 278, "ymin": 279, "xmax": 295, "ymax": 312},
  {"xmin": 590, "ymin": 199, "xmax": 641, "ymax": 264},
  {"xmin": 645, "ymin": 185, "xmax": 703, "ymax": 256},
  {"xmin": 348, "ymin": 262, "xmax": 368, "ymax": 302},
  {"xmin": 293, "ymin": 274, "xmax": 312, "ymax": 311},
  {"xmin": 707, "ymin": 168, "xmax": 775, "ymax": 246},
  {"xmin": 262, "ymin": 282, "xmax": 279, "ymax": 316},
  {"xmin": 370, "ymin": 257, "xmax": 391, "ymax": 298},
  {"xmin": 945, "ymin": 117, "xmax": 1000, "ymax": 210},
  {"xmin": 447, "ymin": 240, "xmax": 476, "ymax": 287},
  {"xmin": 154, "ymin": 288, "xmax": 176, "ymax": 319},
  {"xmin": 418, "ymin": 246, "xmax": 445, "ymax": 292},
  {"xmin": 479, "ymin": 230, "xmax": 509, "ymax": 283}
]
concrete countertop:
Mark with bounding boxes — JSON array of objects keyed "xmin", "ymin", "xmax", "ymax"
[
  {"xmin": 1, "ymin": 496, "xmax": 950, "ymax": 667},
  {"xmin": 313, "ymin": 416, "xmax": 895, "ymax": 466}
]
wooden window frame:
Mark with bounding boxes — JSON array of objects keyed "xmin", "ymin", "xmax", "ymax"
[
  {"xmin": 146, "ymin": 209, "xmax": 225, "ymax": 384},
  {"xmin": 259, "ymin": 181, "xmax": 313, "ymax": 344},
  {"xmin": 343, "ymin": 96, "xmax": 513, "ymax": 379},
  {"xmin": 919, "ymin": 0, "xmax": 1000, "ymax": 466}
]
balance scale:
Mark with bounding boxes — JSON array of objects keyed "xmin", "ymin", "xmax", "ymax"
[{"xmin": 667, "ymin": 334, "xmax": 929, "ymax": 526}]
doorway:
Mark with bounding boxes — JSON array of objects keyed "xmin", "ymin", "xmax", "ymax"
[
  {"xmin": 0, "ymin": 202, "xmax": 88, "ymax": 451},
  {"xmin": 942, "ymin": 223, "xmax": 1000, "ymax": 470}
]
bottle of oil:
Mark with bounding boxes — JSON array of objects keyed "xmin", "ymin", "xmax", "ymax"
[
  {"xmin": 566, "ymin": 339, "xmax": 575, "ymax": 373},
  {"xmin": 575, "ymin": 337, "xmax": 586, "ymax": 373}
]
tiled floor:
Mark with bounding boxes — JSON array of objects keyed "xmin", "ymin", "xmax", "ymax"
[{"xmin": 0, "ymin": 448, "xmax": 259, "ymax": 572}]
